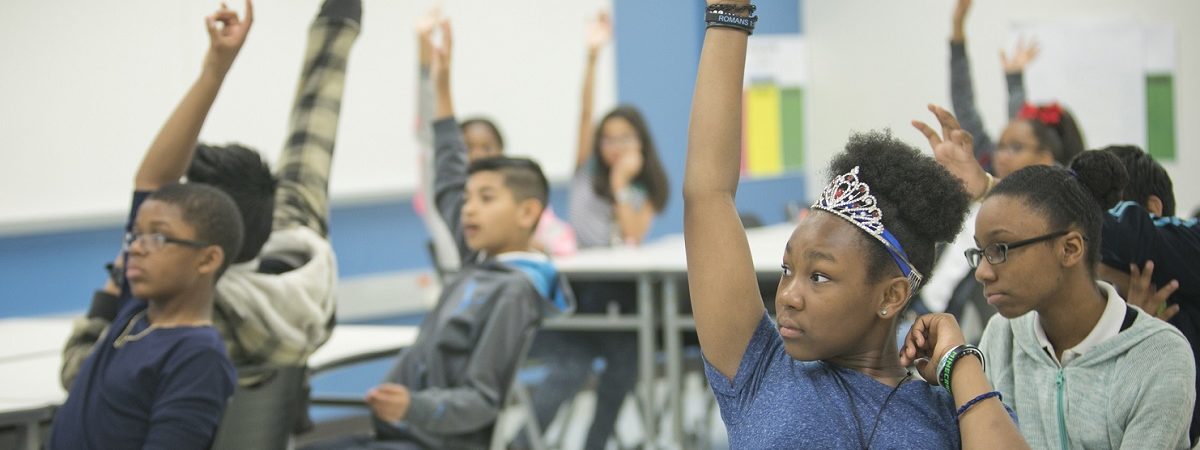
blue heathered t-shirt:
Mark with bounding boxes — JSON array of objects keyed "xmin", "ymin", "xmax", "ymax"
[
  {"xmin": 49, "ymin": 191, "xmax": 236, "ymax": 450},
  {"xmin": 703, "ymin": 312, "xmax": 962, "ymax": 449}
]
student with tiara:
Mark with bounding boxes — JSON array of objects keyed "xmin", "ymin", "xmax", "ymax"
[{"xmin": 686, "ymin": 2, "xmax": 1024, "ymax": 448}]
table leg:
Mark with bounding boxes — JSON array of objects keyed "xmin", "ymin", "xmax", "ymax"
[
  {"xmin": 662, "ymin": 276, "xmax": 683, "ymax": 447},
  {"xmin": 636, "ymin": 275, "xmax": 656, "ymax": 449},
  {"xmin": 22, "ymin": 419, "xmax": 37, "ymax": 450}
]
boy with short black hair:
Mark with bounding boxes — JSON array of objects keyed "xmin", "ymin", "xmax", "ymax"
[
  {"xmin": 62, "ymin": 0, "xmax": 362, "ymax": 393},
  {"xmin": 303, "ymin": 20, "xmax": 572, "ymax": 450},
  {"xmin": 50, "ymin": 183, "xmax": 243, "ymax": 449}
]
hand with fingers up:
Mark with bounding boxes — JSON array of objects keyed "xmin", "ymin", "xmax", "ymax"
[
  {"xmin": 913, "ymin": 104, "xmax": 991, "ymax": 201},
  {"xmin": 416, "ymin": 6, "xmax": 441, "ymax": 69},
  {"xmin": 1000, "ymin": 37, "xmax": 1040, "ymax": 74},
  {"xmin": 952, "ymin": 0, "xmax": 972, "ymax": 42},
  {"xmin": 431, "ymin": 19, "xmax": 453, "ymax": 118},
  {"xmin": 1128, "ymin": 261, "xmax": 1182, "ymax": 321},
  {"xmin": 203, "ymin": 0, "xmax": 254, "ymax": 78}
]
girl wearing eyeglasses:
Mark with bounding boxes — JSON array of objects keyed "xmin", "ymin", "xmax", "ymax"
[{"xmin": 913, "ymin": 106, "xmax": 1195, "ymax": 449}]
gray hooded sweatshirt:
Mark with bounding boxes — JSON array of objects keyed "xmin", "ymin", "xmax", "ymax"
[
  {"xmin": 980, "ymin": 282, "xmax": 1194, "ymax": 449},
  {"xmin": 369, "ymin": 118, "xmax": 574, "ymax": 449}
]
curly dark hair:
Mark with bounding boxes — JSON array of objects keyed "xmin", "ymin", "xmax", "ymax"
[
  {"xmin": 826, "ymin": 130, "xmax": 971, "ymax": 285},
  {"xmin": 187, "ymin": 143, "xmax": 278, "ymax": 264},
  {"xmin": 988, "ymin": 150, "xmax": 1128, "ymax": 271},
  {"xmin": 1102, "ymin": 145, "xmax": 1175, "ymax": 217}
]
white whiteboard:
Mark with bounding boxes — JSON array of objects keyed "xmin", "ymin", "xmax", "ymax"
[{"xmin": 0, "ymin": 0, "xmax": 615, "ymax": 229}]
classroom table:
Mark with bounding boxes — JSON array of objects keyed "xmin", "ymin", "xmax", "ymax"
[
  {"xmin": 0, "ymin": 318, "xmax": 417, "ymax": 450},
  {"xmin": 0, "ymin": 317, "xmax": 74, "ymax": 362},
  {"xmin": 550, "ymin": 222, "xmax": 795, "ymax": 448}
]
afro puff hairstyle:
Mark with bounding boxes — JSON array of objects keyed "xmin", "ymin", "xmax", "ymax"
[{"xmin": 825, "ymin": 130, "xmax": 971, "ymax": 286}]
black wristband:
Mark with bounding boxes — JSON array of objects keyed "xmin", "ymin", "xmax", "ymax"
[
  {"xmin": 88, "ymin": 289, "xmax": 121, "ymax": 321},
  {"xmin": 706, "ymin": 11, "xmax": 757, "ymax": 35}
]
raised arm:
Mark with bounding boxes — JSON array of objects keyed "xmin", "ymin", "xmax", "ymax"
[
  {"xmin": 414, "ymin": 7, "xmax": 440, "ymax": 153},
  {"xmin": 947, "ymin": 0, "xmax": 996, "ymax": 171},
  {"xmin": 914, "ymin": 104, "xmax": 991, "ymax": 201},
  {"xmin": 684, "ymin": 1, "xmax": 765, "ymax": 379},
  {"xmin": 134, "ymin": 0, "xmax": 253, "ymax": 191},
  {"xmin": 429, "ymin": 20, "xmax": 472, "ymax": 262},
  {"xmin": 1000, "ymin": 37, "xmax": 1038, "ymax": 118},
  {"xmin": 575, "ymin": 12, "xmax": 611, "ymax": 170}
]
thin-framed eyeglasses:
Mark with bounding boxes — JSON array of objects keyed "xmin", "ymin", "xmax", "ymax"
[
  {"xmin": 123, "ymin": 231, "xmax": 210, "ymax": 253},
  {"xmin": 963, "ymin": 230, "xmax": 1070, "ymax": 268}
]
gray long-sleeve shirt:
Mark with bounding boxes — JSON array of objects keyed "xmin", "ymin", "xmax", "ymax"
[
  {"xmin": 370, "ymin": 117, "xmax": 573, "ymax": 449},
  {"xmin": 949, "ymin": 41, "xmax": 1027, "ymax": 174}
]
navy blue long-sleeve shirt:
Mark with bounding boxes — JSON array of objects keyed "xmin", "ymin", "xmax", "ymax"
[{"xmin": 49, "ymin": 192, "xmax": 235, "ymax": 450}]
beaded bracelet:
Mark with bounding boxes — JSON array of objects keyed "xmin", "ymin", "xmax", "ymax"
[
  {"xmin": 956, "ymin": 391, "xmax": 1002, "ymax": 418},
  {"xmin": 936, "ymin": 344, "xmax": 986, "ymax": 393},
  {"xmin": 707, "ymin": 3, "xmax": 757, "ymax": 15}
]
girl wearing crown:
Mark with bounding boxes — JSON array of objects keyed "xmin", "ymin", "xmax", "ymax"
[{"xmin": 685, "ymin": 2, "xmax": 1025, "ymax": 448}]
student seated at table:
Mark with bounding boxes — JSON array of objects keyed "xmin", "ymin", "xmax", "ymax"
[
  {"xmin": 302, "ymin": 19, "xmax": 572, "ymax": 450},
  {"xmin": 62, "ymin": 0, "xmax": 360, "ymax": 393},
  {"xmin": 49, "ymin": 183, "xmax": 243, "ymax": 449}
]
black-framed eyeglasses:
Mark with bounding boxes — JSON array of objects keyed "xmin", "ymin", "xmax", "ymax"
[
  {"xmin": 123, "ymin": 231, "xmax": 210, "ymax": 253},
  {"xmin": 964, "ymin": 230, "xmax": 1070, "ymax": 269}
]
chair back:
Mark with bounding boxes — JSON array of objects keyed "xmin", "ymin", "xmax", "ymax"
[{"xmin": 211, "ymin": 365, "xmax": 307, "ymax": 450}]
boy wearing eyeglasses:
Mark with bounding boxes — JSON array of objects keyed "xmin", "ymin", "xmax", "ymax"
[{"xmin": 49, "ymin": 183, "xmax": 243, "ymax": 449}]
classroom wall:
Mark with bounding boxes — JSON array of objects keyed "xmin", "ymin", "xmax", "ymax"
[
  {"xmin": 0, "ymin": 0, "xmax": 615, "ymax": 231},
  {"xmin": 0, "ymin": 0, "xmax": 810, "ymax": 319},
  {"xmin": 804, "ymin": 0, "xmax": 1200, "ymax": 214}
]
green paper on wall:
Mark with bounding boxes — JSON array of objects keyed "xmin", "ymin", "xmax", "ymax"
[{"xmin": 1145, "ymin": 74, "xmax": 1176, "ymax": 161}]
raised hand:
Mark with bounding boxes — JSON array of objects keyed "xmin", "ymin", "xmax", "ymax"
[
  {"xmin": 1128, "ymin": 261, "xmax": 1181, "ymax": 321},
  {"xmin": 366, "ymin": 383, "xmax": 412, "ymax": 423},
  {"xmin": 586, "ymin": 11, "xmax": 612, "ymax": 55},
  {"xmin": 952, "ymin": 0, "xmax": 972, "ymax": 41},
  {"xmin": 912, "ymin": 104, "xmax": 990, "ymax": 200},
  {"xmin": 416, "ymin": 6, "xmax": 442, "ymax": 68},
  {"xmin": 203, "ymin": 0, "xmax": 254, "ymax": 77},
  {"xmin": 431, "ymin": 19, "xmax": 453, "ymax": 118},
  {"xmin": 1000, "ymin": 36, "xmax": 1040, "ymax": 74},
  {"xmin": 900, "ymin": 313, "xmax": 968, "ymax": 384}
]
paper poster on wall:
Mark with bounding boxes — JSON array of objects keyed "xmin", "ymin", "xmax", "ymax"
[
  {"xmin": 743, "ymin": 35, "xmax": 806, "ymax": 178},
  {"xmin": 1012, "ymin": 22, "xmax": 1176, "ymax": 160}
]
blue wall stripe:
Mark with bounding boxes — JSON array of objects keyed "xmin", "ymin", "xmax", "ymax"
[{"xmin": 0, "ymin": 186, "xmax": 573, "ymax": 318}]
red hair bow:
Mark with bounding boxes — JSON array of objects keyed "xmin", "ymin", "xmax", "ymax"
[{"xmin": 1018, "ymin": 102, "xmax": 1063, "ymax": 126}]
